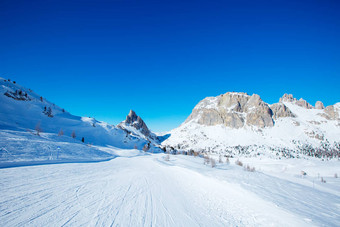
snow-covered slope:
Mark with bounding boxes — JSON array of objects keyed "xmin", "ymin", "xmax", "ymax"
[
  {"xmin": 163, "ymin": 92, "xmax": 340, "ymax": 159},
  {"xmin": 1, "ymin": 153, "xmax": 339, "ymax": 226},
  {"xmin": 0, "ymin": 78, "xmax": 159, "ymax": 164}
]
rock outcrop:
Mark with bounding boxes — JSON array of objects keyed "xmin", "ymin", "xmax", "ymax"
[
  {"xmin": 315, "ymin": 101, "xmax": 325, "ymax": 109},
  {"xmin": 186, "ymin": 92, "xmax": 274, "ymax": 128},
  {"xmin": 320, "ymin": 105, "xmax": 340, "ymax": 120},
  {"xmin": 280, "ymin": 94, "xmax": 313, "ymax": 109},
  {"xmin": 270, "ymin": 103, "xmax": 295, "ymax": 119},
  {"xmin": 279, "ymin": 94, "xmax": 295, "ymax": 103},
  {"xmin": 118, "ymin": 110, "xmax": 156, "ymax": 140}
]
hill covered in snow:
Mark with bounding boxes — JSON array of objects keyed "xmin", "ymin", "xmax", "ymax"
[
  {"xmin": 162, "ymin": 92, "xmax": 340, "ymax": 159},
  {"xmin": 0, "ymin": 78, "xmax": 160, "ymax": 165}
]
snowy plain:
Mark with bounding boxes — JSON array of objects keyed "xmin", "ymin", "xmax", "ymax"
[{"xmin": 1, "ymin": 151, "xmax": 340, "ymax": 227}]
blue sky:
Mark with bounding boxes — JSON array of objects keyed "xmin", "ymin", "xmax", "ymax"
[{"xmin": 1, "ymin": 0, "xmax": 339, "ymax": 132}]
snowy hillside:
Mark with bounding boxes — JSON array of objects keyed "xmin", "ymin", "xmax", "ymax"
[
  {"xmin": 162, "ymin": 92, "xmax": 340, "ymax": 159},
  {"xmin": 0, "ymin": 78, "xmax": 159, "ymax": 165}
]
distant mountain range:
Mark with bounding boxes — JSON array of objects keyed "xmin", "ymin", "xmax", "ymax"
[
  {"xmin": 0, "ymin": 78, "xmax": 339, "ymax": 162},
  {"xmin": 162, "ymin": 92, "xmax": 340, "ymax": 159}
]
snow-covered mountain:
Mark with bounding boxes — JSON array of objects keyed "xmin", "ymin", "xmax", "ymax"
[
  {"xmin": 0, "ymin": 78, "xmax": 159, "ymax": 164},
  {"xmin": 162, "ymin": 92, "xmax": 340, "ymax": 159},
  {"xmin": 118, "ymin": 110, "xmax": 158, "ymax": 144}
]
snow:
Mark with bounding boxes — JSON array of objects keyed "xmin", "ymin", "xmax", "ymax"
[{"xmin": 1, "ymin": 153, "xmax": 339, "ymax": 226}]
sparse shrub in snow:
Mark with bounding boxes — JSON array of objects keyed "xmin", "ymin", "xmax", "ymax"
[
  {"xmin": 143, "ymin": 143, "xmax": 150, "ymax": 152},
  {"xmin": 43, "ymin": 106, "xmax": 53, "ymax": 117},
  {"xmin": 211, "ymin": 158, "xmax": 216, "ymax": 168},
  {"xmin": 71, "ymin": 130, "xmax": 76, "ymax": 139},
  {"xmin": 244, "ymin": 165, "xmax": 255, "ymax": 172},
  {"xmin": 4, "ymin": 89, "xmax": 31, "ymax": 101},
  {"xmin": 46, "ymin": 107, "xmax": 53, "ymax": 117},
  {"xmin": 35, "ymin": 122, "xmax": 42, "ymax": 136},
  {"xmin": 58, "ymin": 129, "xmax": 64, "ymax": 136},
  {"xmin": 204, "ymin": 155, "xmax": 210, "ymax": 165},
  {"xmin": 235, "ymin": 159, "xmax": 243, "ymax": 167}
]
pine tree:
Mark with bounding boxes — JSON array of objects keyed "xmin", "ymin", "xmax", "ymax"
[
  {"xmin": 58, "ymin": 129, "xmax": 64, "ymax": 136},
  {"xmin": 47, "ymin": 107, "xmax": 53, "ymax": 117},
  {"xmin": 143, "ymin": 144, "xmax": 149, "ymax": 152},
  {"xmin": 35, "ymin": 122, "xmax": 42, "ymax": 136}
]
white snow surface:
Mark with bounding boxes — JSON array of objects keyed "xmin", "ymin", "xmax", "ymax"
[{"xmin": 1, "ymin": 153, "xmax": 340, "ymax": 226}]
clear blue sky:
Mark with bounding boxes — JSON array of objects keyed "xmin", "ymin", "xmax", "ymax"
[{"xmin": 1, "ymin": 0, "xmax": 339, "ymax": 132}]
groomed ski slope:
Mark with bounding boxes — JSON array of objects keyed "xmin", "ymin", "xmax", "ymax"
[{"xmin": 1, "ymin": 153, "xmax": 340, "ymax": 227}]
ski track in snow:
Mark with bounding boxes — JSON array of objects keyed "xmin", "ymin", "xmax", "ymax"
[{"xmin": 1, "ymin": 154, "xmax": 339, "ymax": 227}]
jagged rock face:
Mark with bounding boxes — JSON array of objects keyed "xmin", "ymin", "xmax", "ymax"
[
  {"xmin": 280, "ymin": 94, "xmax": 313, "ymax": 109},
  {"xmin": 125, "ymin": 110, "xmax": 138, "ymax": 124},
  {"xmin": 196, "ymin": 109, "xmax": 224, "ymax": 126},
  {"xmin": 270, "ymin": 103, "xmax": 295, "ymax": 119},
  {"xmin": 279, "ymin": 94, "xmax": 295, "ymax": 103},
  {"xmin": 320, "ymin": 105, "xmax": 340, "ymax": 120},
  {"xmin": 186, "ymin": 92, "xmax": 274, "ymax": 128},
  {"xmin": 315, "ymin": 101, "xmax": 325, "ymax": 109},
  {"xmin": 296, "ymin": 98, "xmax": 313, "ymax": 109},
  {"xmin": 122, "ymin": 110, "xmax": 152, "ymax": 138}
]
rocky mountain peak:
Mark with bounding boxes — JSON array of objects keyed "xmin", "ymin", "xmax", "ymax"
[
  {"xmin": 315, "ymin": 101, "xmax": 325, "ymax": 110},
  {"xmin": 125, "ymin": 110, "xmax": 138, "ymax": 124},
  {"xmin": 279, "ymin": 93, "xmax": 313, "ymax": 109},
  {"xmin": 186, "ymin": 92, "xmax": 275, "ymax": 128},
  {"xmin": 119, "ymin": 110, "xmax": 154, "ymax": 140}
]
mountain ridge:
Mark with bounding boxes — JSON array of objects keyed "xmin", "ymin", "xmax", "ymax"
[{"xmin": 162, "ymin": 91, "xmax": 340, "ymax": 159}]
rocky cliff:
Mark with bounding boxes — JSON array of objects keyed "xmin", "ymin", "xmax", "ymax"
[
  {"xmin": 185, "ymin": 92, "xmax": 293, "ymax": 128},
  {"xmin": 118, "ymin": 110, "xmax": 158, "ymax": 142},
  {"xmin": 162, "ymin": 92, "xmax": 340, "ymax": 156}
]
